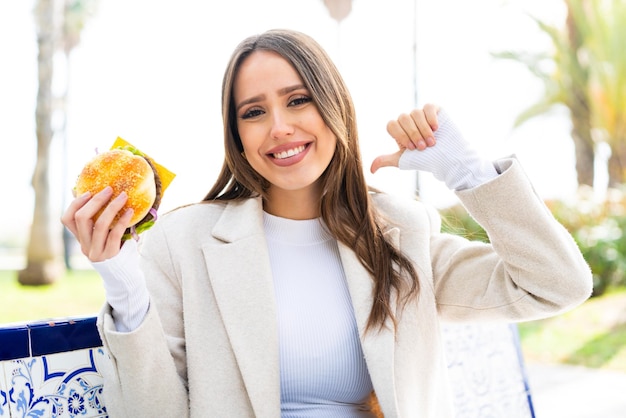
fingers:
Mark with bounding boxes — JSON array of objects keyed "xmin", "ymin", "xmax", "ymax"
[
  {"xmin": 61, "ymin": 186, "xmax": 132, "ymax": 262},
  {"xmin": 61, "ymin": 191, "xmax": 93, "ymax": 237},
  {"xmin": 88, "ymin": 191, "xmax": 132, "ymax": 261},
  {"xmin": 373, "ymin": 104, "xmax": 442, "ymax": 174},
  {"xmin": 106, "ymin": 207, "xmax": 134, "ymax": 249},
  {"xmin": 370, "ymin": 149, "xmax": 403, "ymax": 174},
  {"xmin": 73, "ymin": 187, "xmax": 113, "ymax": 251},
  {"xmin": 423, "ymin": 103, "xmax": 440, "ymax": 128},
  {"xmin": 387, "ymin": 104, "xmax": 441, "ymax": 151}
]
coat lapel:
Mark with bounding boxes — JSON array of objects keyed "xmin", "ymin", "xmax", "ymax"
[
  {"xmin": 338, "ymin": 226, "xmax": 400, "ymax": 416},
  {"xmin": 201, "ymin": 198, "xmax": 280, "ymax": 418}
]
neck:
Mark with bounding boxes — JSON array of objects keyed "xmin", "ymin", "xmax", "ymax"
[{"xmin": 264, "ymin": 185, "xmax": 322, "ymax": 220}]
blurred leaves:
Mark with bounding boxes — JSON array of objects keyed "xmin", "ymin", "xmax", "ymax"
[
  {"xmin": 545, "ymin": 187, "xmax": 626, "ymax": 296},
  {"xmin": 493, "ymin": 0, "xmax": 626, "ymax": 187}
]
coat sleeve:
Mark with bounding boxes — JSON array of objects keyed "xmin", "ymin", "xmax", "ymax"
[
  {"xmin": 426, "ymin": 157, "xmax": 593, "ymax": 322},
  {"xmin": 97, "ymin": 220, "xmax": 190, "ymax": 418}
]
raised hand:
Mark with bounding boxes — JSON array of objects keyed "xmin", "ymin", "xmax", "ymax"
[
  {"xmin": 371, "ymin": 104, "xmax": 440, "ymax": 173},
  {"xmin": 370, "ymin": 105, "xmax": 498, "ymax": 190}
]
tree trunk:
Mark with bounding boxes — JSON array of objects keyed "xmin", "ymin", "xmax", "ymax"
[
  {"xmin": 570, "ymin": 119, "xmax": 595, "ymax": 187},
  {"xmin": 607, "ymin": 141, "xmax": 626, "ymax": 187},
  {"xmin": 565, "ymin": 0, "xmax": 595, "ymax": 188},
  {"xmin": 18, "ymin": 0, "xmax": 65, "ymax": 285}
]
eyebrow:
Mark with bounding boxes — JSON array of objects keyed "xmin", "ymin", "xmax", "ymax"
[{"xmin": 235, "ymin": 84, "xmax": 307, "ymax": 113}]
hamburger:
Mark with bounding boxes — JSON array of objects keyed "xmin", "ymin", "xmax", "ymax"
[{"xmin": 74, "ymin": 141, "xmax": 171, "ymax": 240}]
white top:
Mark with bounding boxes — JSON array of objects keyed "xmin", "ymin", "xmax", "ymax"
[{"xmin": 264, "ymin": 212, "xmax": 376, "ymax": 418}]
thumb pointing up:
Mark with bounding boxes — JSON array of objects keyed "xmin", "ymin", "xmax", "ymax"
[{"xmin": 370, "ymin": 149, "xmax": 404, "ymax": 174}]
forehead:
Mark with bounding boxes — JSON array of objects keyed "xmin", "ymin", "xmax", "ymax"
[{"xmin": 233, "ymin": 50, "xmax": 304, "ymax": 99}]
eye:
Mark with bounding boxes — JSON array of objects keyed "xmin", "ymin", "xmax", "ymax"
[
  {"xmin": 241, "ymin": 107, "xmax": 264, "ymax": 119},
  {"xmin": 289, "ymin": 95, "xmax": 312, "ymax": 107}
]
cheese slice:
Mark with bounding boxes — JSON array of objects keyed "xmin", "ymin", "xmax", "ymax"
[{"xmin": 110, "ymin": 136, "xmax": 176, "ymax": 193}]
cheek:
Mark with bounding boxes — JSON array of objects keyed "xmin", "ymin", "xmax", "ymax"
[
  {"xmin": 321, "ymin": 127, "xmax": 338, "ymax": 157},
  {"xmin": 238, "ymin": 129, "xmax": 265, "ymax": 171},
  {"xmin": 238, "ymin": 125, "xmax": 260, "ymax": 153}
]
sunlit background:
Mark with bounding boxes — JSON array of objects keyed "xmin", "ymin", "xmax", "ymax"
[
  {"xmin": 2, "ymin": 3, "xmax": 626, "ymax": 415},
  {"xmin": 1, "ymin": 0, "xmax": 580, "ymax": 250}
]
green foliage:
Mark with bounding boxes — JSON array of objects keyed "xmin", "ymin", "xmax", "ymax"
[
  {"xmin": 570, "ymin": 0, "xmax": 626, "ymax": 144},
  {"xmin": 545, "ymin": 187, "xmax": 626, "ymax": 296},
  {"xmin": 491, "ymin": 3, "xmax": 591, "ymax": 128},
  {"xmin": 440, "ymin": 204, "xmax": 490, "ymax": 243}
]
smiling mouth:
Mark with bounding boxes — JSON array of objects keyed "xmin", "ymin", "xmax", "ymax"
[{"xmin": 271, "ymin": 144, "xmax": 307, "ymax": 160}]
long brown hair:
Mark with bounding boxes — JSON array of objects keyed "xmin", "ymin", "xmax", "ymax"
[{"xmin": 204, "ymin": 29, "xmax": 419, "ymax": 331}]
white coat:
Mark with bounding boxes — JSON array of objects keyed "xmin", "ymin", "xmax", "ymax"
[{"xmin": 98, "ymin": 158, "xmax": 592, "ymax": 417}]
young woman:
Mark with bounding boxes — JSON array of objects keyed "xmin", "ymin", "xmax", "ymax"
[{"xmin": 62, "ymin": 29, "xmax": 592, "ymax": 418}]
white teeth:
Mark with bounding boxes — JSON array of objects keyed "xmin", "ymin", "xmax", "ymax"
[{"xmin": 273, "ymin": 145, "xmax": 305, "ymax": 159}]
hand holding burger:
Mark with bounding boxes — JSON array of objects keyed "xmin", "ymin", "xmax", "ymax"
[
  {"xmin": 61, "ymin": 139, "xmax": 174, "ymax": 261},
  {"xmin": 73, "ymin": 146, "xmax": 163, "ymax": 240}
]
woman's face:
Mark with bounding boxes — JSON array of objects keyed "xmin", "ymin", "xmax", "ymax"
[{"xmin": 233, "ymin": 50, "xmax": 337, "ymax": 200}]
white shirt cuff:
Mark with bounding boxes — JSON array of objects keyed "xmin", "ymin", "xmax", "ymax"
[{"xmin": 92, "ymin": 239, "xmax": 150, "ymax": 332}]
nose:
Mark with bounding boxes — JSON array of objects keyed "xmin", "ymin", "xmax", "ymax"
[{"xmin": 270, "ymin": 109, "xmax": 295, "ymax": 140}]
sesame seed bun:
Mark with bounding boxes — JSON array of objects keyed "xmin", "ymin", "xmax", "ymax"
[{"xmin": 74, "ymin": 148, "xmax": 161, "ymax": 228}]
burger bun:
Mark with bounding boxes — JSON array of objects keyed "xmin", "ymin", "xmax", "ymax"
[{"xmin": 74, "ymin": 149, "xmax": 157, "ymax": 227}]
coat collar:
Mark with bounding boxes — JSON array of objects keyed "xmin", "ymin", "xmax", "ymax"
[
  {"xmin": 339, "ymin": 227, "xmax": 400, "ymax": 416},
  {"xmin": 202, "ymin": 198, "xmax": 280, "ymax": 417},
  {"xmin": 202, "ymin": 197, "xmax": 400, "ymax": 417}
]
